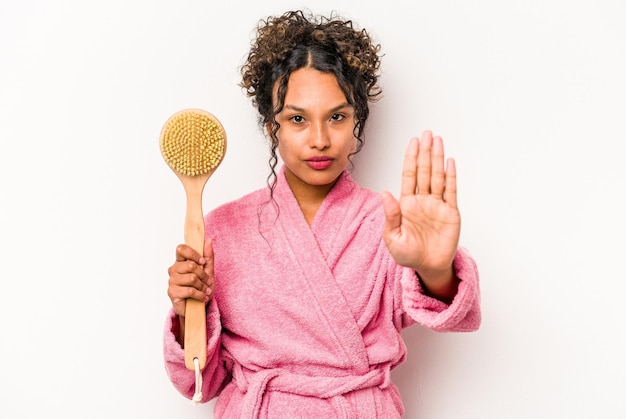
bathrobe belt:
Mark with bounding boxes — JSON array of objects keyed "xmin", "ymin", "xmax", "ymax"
[{"xmin": 232, "ymin": 362, "xmax": 392, "ymax": 418}]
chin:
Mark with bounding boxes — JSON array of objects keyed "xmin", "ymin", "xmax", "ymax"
[{"xmin": 308, "ymin": 173, "xmax": 342, "ymax": 187}]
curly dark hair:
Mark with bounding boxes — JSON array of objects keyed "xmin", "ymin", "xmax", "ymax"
[{"xmin": 239, "ymin": 10, "xmax": 382, "ymax": 190}]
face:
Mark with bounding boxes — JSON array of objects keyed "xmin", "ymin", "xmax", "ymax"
[{"xmin": 269, "ymin": 67, "xmax": 357, "ymax": 200}]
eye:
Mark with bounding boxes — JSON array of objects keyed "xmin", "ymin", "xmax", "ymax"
[
  {"xmin": 330, "ymin": 113, "xmax": 346, "ymax": 122},
  {"xmin": 290, "ymin": 115, "xmax": 305, "ymax": 124}
]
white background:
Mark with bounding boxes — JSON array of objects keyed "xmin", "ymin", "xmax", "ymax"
[{"xmin": 1, "ymin": 0, "xmax": 625, "ymax": 418}]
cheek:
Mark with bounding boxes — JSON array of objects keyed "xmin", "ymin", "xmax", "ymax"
[
  {"xmin": 276, "ymin": 143, "xmax": 285, "ymax": 159},
  {"xmin": 346, "ymin": 137, "xmax": 358, "ymax": 155},
  {"xmin": 276, "ymin": 141, "xmax": 292, "ymax": 161}
]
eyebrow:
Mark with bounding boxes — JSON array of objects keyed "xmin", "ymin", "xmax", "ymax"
[{"xmin": 283, "ymin": 102, "xmax": 352, "ymax": 113}]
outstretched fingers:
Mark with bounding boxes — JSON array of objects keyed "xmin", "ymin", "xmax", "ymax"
[
  {"xmin": 400, "ymin": 137, "xmax": 419, "ymax": 198},
  {"xmin": 416, "ymin": 131, "xmax": 433, "ymax": 195},
  {"xmin": 443, "ymin": 157, "xmax": 458, "ymax": 209},
  {"xmin": 400, "ymin": 131, "xmax": 455, "ymax": 205},
  {"xmin": 430, "ymin": 136, "xmax": 446, "ymax": 197}
]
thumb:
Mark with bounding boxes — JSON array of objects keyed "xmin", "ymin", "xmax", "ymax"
[{"xmin": 381, "ymin": 191, "xmax": 401, "ymax": 241}]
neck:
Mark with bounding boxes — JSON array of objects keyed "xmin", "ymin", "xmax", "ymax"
[{"xmin": 283, "ymin": 169, "xmax": 340, "ymax": 225}]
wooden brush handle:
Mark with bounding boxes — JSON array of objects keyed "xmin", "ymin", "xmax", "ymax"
[
  {"xmin": 183, "ymin": 176, "xmax": 209, "ymax": 371},
  {"xmin": 160, "ymin": 108, "xmax": 226, "ymax": 374}
]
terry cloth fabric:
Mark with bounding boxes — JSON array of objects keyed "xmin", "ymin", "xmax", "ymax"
[{"xmin": 164, "ymin": 166, "xmax": 481, "ymax": 418}]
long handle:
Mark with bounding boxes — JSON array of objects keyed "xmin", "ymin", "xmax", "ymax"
[{"xmin": 183, "ymin": 178, "xmax": 208, "ymax": 371}]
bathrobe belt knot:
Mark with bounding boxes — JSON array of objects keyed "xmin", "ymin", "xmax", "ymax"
[{"xmin": 233, "ymin": 362, "xmax": 392, "ymax": 418}]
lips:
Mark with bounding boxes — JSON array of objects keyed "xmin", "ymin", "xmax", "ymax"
[{"xmin": 305, "ymin": 156, "xmax": 334, "ymax": 170}]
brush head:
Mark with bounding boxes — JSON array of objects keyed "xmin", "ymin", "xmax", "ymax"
[{"xmin": 160, "ymin": 109, "xmax": 226, "ymax": 177}]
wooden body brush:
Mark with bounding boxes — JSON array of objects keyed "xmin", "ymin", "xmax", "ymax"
[{"xmin": 159, "ymin": 108, "xmax": 227, "ymax": 378}]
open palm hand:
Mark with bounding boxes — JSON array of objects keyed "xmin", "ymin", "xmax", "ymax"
[{"xmin": 382, "ymin": 131, "xmax": 461, "ymax": 275}]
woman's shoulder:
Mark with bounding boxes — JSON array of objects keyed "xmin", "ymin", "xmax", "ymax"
[{"xmin": 205, "ymin": 187, "xmax": 268, "ymax": 226}]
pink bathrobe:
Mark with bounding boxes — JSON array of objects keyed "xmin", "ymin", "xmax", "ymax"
[{"xmin": 164, "ymin": 166, "xmax": 481, "ymax": 418}]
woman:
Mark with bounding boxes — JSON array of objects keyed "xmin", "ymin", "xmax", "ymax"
[{"xmin": 164, "ymin": 10, "xmax": 480, "ymax": 418}]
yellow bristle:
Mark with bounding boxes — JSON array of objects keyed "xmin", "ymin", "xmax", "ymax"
[{"xmin": 160, "ymin": 109, "xmax": 226, "ymax": 177}]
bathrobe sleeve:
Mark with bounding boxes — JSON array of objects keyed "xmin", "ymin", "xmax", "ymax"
[
  {"xmin": 398, "ymin": 246, "xmax": 481, "ymax": 332},
  {"xmin": 163, "ymin": 298, "xmax": 231, "ymax": 402}
]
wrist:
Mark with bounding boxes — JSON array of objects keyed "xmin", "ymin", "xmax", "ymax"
[
  {"xmin": 415, "ymin": 265, "xmax": 459, "ymax": 303},
  {"xmin": 415, "ymin": 265, "xmax": 453, "ymax": 282}
]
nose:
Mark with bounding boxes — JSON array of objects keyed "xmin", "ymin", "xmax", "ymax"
[{"xmin": 309, "ymin": 121, "xmax": 330, "ymax": 150}]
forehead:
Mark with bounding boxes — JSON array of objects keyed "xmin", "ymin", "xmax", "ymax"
[{"xmin": 283, "ymin": 68, "xmax": 346, "ymax": 104}]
